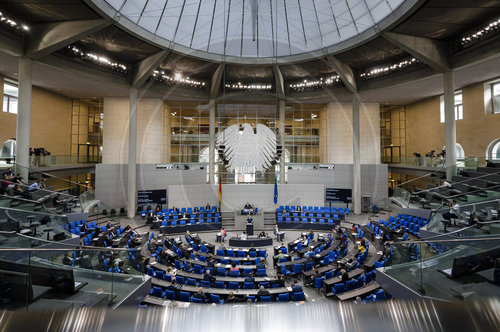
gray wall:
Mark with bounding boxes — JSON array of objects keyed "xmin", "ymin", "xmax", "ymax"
[
  {"xmin": 95, "ymin": 164, "xmax": 388, "ymax": 211},
  {"xmin": 288, "ymin": 164, "xmax": 388, "ymax": 206}
]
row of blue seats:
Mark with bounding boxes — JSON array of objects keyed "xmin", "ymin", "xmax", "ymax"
[
  {"xmin": 149, "ymin": 286, "xmax": 305, "ymax": 303},
  {"xmin": 277, "ymin": 217, "xmax": 338, "ymax": 224},
  {"xmin": 379, "ymin": 217, "xmax": 421, "ymax": 237},
  {"xmin": 331, "ymin": 271, "xmax": 376, "ymax": 295},
  {"xmin": 277, "ymin": 211, "xmax": 343, "ymax": 218},
  {"xmin": 428, "ymin": 242, "xmax": 449, "ymax": 255},
  {"xmin": 190, "ymin": 243, "xmax": 268, "ymax": 258},
  {"xmin": 158, "ymin": 218, "xmax": 221, "ymax": 226},
  {"xmin": 141, "ymin": 207, "xmax": 218, "ymax": 217},
  {"xmin": 64, "ymin": 220, "xmax": 95, "ymax": 235},
  {"xmin": 396, "ymin": 214, "xmax": 429, "ymax": 225},
  {"xmin": 277, "ymin": 206, "xmax": 350, "ymax": 215},
  {"xmin": 150, "ymin": 213, "xmax": 221, "ymax": 220}
]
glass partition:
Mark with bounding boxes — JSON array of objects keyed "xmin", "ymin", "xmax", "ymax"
[{"xmin": 0, "ymin": 231, "xmax": 144, "ymax": 311}]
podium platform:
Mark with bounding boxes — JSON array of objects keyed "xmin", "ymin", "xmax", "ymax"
[
  {"xmin": 234, "ymin": 212, "xmax": 264, "ymax": 231},
  {"xmin": 228, "ymin": 236, "xmax": 273, "ymax": 247}
]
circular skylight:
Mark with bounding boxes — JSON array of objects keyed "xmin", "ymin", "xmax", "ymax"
[{"xmin": 96, "ymin": 0, "xmax": 407, "ymax": 62}]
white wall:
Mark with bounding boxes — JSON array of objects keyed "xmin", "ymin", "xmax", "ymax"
[
  {"xmin": 326, "ymin": 101, "xmax": 380, "ymax": 164},
  {"xmin": 102, "ymin": 98, "xmax": 164, "ymax": 164}
]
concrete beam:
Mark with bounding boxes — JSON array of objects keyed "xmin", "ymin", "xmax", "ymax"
[
  {"xmin": 25, "ymin": 19, "xmax": 112, "ymax": 59},
  {"xmin": 210, "ymin": 63, "xmax": 225, "ymax": 99},
  {"xmin": 382, "ymin": 32, "xmax": 451, "ymax": 72},
  {"xmin": 272, "ymin": 64, "xmax": 285, "ymax": 100},
  {"xmin": 0, "ymin": 33, "xmax": 23, "ymax": 57},
  {"xmin": 326, "ymin": 56, "xmax": 357, "ymax": 94},
  {"xmin": 131, "ymin": 50, "xmax": 169, "ymax": 88}
]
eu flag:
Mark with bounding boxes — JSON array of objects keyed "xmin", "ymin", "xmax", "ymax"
[{"xmin": 274, "ymin": 174, "xmax": 278, "ymax": 204}]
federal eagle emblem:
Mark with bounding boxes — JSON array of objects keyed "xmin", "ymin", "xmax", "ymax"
[{"xmin": 217, "ymin": 123, "xmax": 277, "ymax": 174}]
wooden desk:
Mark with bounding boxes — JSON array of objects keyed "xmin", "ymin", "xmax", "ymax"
[
  {"xmin": 323, "ymin": 268, "xmax": 364, "ymax": 294},
  {"xmin": 336, "ymin": 282, "xmax": 380, "ymax": 301}
]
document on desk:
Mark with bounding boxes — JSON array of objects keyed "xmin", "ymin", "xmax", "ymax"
[{"xmin": 286, "ymin": 286, "xmax": 293, "ymax": 291}]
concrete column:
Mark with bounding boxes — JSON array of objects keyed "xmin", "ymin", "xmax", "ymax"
[
  {"xmin": 127, "ymin": 87, "xmax": 138, "ymax": 218},
  {"xmin": 279, "ymin": 100, "xmax": 285, "ymax": 184},
  {"xmin": 209, "ymin": 99, "xmax": 215, "ymax": 184},
  {"xmin": 16, "ymin": 57, "xmax": 32, "ymax": 180},
  {"xmin": 443, "ymin": 70, "xmax": 457, "ymax": 180},
  {"xmin": 352, "ymin": 94, "xmax": 361, "ymax": 214}
]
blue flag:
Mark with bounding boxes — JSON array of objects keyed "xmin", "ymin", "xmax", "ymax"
[{"xmin": 274, "ymin": 174, "xmax": 278, "ymax": 204}]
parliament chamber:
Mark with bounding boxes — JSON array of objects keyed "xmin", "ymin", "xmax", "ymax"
[{"xmin": 1, "ymin": 0, "xmax": 500, "ymax": 331}]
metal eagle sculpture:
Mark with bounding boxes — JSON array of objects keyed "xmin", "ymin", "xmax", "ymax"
[{"xmin": 216, "ymin": 123, "xmax": 277, "ymax": 174}]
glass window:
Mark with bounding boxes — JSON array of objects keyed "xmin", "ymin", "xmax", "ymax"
[
  {"xmin": 487, "ymin": 139, "xmax": 500, "ymax": 162},
  {"xmin": 440, "ymin": 92, "xmax": 463, "ymax": 123},
  {"xmin": 3, "ymin": 82, "xmax": 18, "ymax": 114},
  {"xmin": 492, "ymin": 83, "xmax": 500, "ymax": 114}
]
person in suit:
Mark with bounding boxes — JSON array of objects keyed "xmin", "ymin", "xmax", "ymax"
[
  {"xmin": 256, "ymin": 260, "xmax": 266, "ymax": 269},
  {"xmin": 192, "ymin": 288, "xmax": 208, "ymax": 303},
  {"xmin": 206, "ymin": 203, "xmax": 211, "ymax": 210},
  {"xmin": 248, "ymin": 244, "xmax": 256, "ymax": 253},
  {"xmin": 206, "ymin": 256, "xmax": 215, "ymax": 268},
  {"xmin": 291, "ymin": 280, "xmax": 303, "ymax": 293},
  {"xmin": 203, "ymin": 270, "xmax": 215, "ymax": 286},
  {"xmin": 218, "ymin": 241, "xmax": 226, "ymax": 251},
  {"xmin": 244, "ymin": 272, "xmax": 255, "ymax": 283},
  {"xmin": 257, "ymin": 285, "xmax": 271, "ymax": 300},
  {"xmin": 271, "ymin": 274, "xmax": 285, "ymax": 288},
  {"xmin": 225, "ymin": 292, "xmax": 244, "ymax": 303},
  {"xmin": 314, "ymin": 269, "xmax": 323, "ymax": 280},
  {"xmin": 165, "ymin": 279, "xmax": 180, "ymax": 298},
  {"xmin": 340, "ymin": 269, "xmax": 349, "ymax": 283}
]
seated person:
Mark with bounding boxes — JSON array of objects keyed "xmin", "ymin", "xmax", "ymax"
[
  {"xmin": 28, "ymin": 180, "xmax": 40, "ymax": 192},
  {"xmin": 340, "ymin": 269, "xmax": 349, "ymax": 283},
  {"xmin": 206, "ymin": 203, "xmax": 211, "ymax": 210},
  {"xmin": 230, "ymin": 262, "xmax": 239, "ymax": 274},
  {"xmin": 305, "ymin": 246, "xmax": 315, "ymax": 257},
  {"xmin": 225, "ymin": 292, "xmax": 244, "ymax": 303},
  {"xmin": 271, "ymin": 274, "xmax": 285, "ymax": 288},
  {"xmin": 248, "ymin": 244, "xmax": 256, "ymax": 253},
  {"xmin": 165, "ymin": 279, "xmax": 180, "ymax": 298},
  {"xmin": 274, "ymin": 250, "xmax": 287, "ymax": 261},
  {"xmin": 291, "ymin": 280, "xmax": 303, "ymax": 293},
  {"xmin": 256, "ymin": 260, "xmax": 266, "ymax": 269},
  {"xmin": 62, "ymin": 253, "xmax": 74, "ymax": 266},
  {"xmin": 244, "ymin": 272, "xmax": 255, "ymax": 283},
  {"xmin": 240, "ymin": 231, "xmax": 248, "ymax": 240},
  {"xmin": 257, "ymin": 285, "xmax": 271, "ymax": 300},
  {"xmin": 258, "ymin": 231, "xmax": 267, "ymax": 238},
  {"xmin": 203, "ymin": 270, "xmax": 215, "ymax": 285},
  {"xmin": 352, "ymin": 224, "xmax": 357, "ymax": 233},
  {"xmin": 442, "ymin": 200, "xmax": 460, "ymax": 225},
  {"xmin": 218, "ymin": 240, "xmax": 226, "ymax": 251},
  {"xmin": 357, "ymin": 239, "xmax": 366, "ymax": 255},
  {"xmin": 192, "ymin": 288, "xmax": 208, "ymax": 303},
  {"xmin": 314, "ymin": 269, "xmax": 323, "ymax": 280}
]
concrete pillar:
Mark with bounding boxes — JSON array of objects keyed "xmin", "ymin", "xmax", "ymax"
[
  {"xmin": 443, "ymin": 70, "xmax": 457, "ymax": 180},
  {"xmin": 16, "ymin": 57, "xmax": 32, "ymax": 180},
  {"xmin": 279, "ymin": 100, "xmax": 285, "ymax": 184},
  {"xmin": 127, "ymin": 87, "xmax": 138, "ymax": 218},
  {"xmin": 209, "ymin": 99, "xmax": 215, "ymax": 184},
  {"xmin": 352, "ymin": 94, "xmax": 361, "ymax": 215}
]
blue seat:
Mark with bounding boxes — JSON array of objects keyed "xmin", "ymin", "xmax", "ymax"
[
  {"xmin": 217, "ymin": 267, "xmax": 227, "ymax": 276},
  {"xmin": 293, "ymin": 292, "xmax": 305, "ymax": 301},
  {"xmin": 230, "ymin": 269, "xmax": 240, "ymax": 277},
  {"xmin": 186, "ymin": 278, "xmax": 197, "ymax": 286},
  {"xmin": 163, "ymin": 289, "xmax": 176, "ymax": 300},
  {"xmin": 293, "ymin": 263, "xmax": 303, "ymax": 274},
  {"xmin": 214, "ymin": 281, "xmax": 225, "ymax": 289},
  {"xmin": 244, "ymin": 282, "xmax": 255, "ymax": 289},
  {"xmin": 238, "ymin": 250, "xmax": 246, "ymax": 257},
  {"xmin": 200, "ymin": 280, "xmax": 211, "ymax": 288},
  {"xmin": 260, "ymin": 296, "xmax": 272, "ymax": 302},
  {"xmin": 324, "ymin": 270, "xmax": 334, "ymax": 279},
  {"xmin": 194, "ymin": 264, "xmax": 202, "ymax": 274},
  {"xmin": 346, "ymin": 279, "xmax": 357, "ymax": 291},
  {"xmin": 243, "ymin": 268, "xmax": 252, "ymax": 277},
  {"xmin": 258, "ymin": 249, "xmax": 267, "ymax": 257},
  {"xmin": 249, "ymin": 251, "xmax": 257, "ymax": 258},
  {"xmin": 150, "ymin": 286, "xmax": 162, "ymax": 297},
  {"xmin": 155, "ymin": 271, "xmax": 165, "ymax": 280},
  {"xmin": 227, "ymin": 250, "xmax": 235, "ymax": 257},
  {"xmin": 314, "ymin": 277, "xmax": 323, "ymax": 290},
  {"xmin": 304, "ymin": 262, "xmax": 313, "ymax": 272},
  {"xmin": 365, "ymin": 271, "xmax": 373, "ymax": 283},
  {"xmin": 281, "ymin": 264, "xmax": 292, "ymax": 277},
  {"xmin": 333, "ymin": 283, "xmax": 345, "ymax": 295},
  {"xmin": 191, "ymin": 297, "xmax": 204, "ymax": 303},
  {"xmin": 228, "ymin": 281, "xmax": 239, "ymax": 289},
  {"xmin": 277, "ymin": 293, "xmax": 289, "ymax": 302},
  {"xmin": 256, "ymin": 268, "xmax": 267, "ymax": 277},
  {"xmin": 210, "ymin": 294, "xmax": 223, "ymax": 304},
  {"xmin": 247, "ymin": 295, "xmax": 256, "ymax": 302},
  {"xmin": 175, "ymin": 276, "xmax": 185, "ymax": 284},
  {"xmin": 179, "ymin": 291, "xmax": 190, "ymax": 302},
  {"xmin": 357, "ymin": 275, "xmax": 365, "ymax": 287}
]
